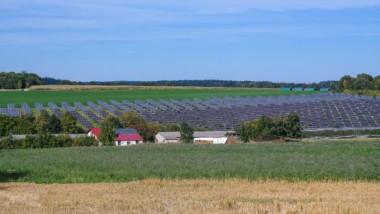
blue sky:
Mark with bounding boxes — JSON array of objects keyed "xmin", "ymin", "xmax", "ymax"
[{"xmin": 1, "ymin": 1, "xmax": 379, "ymax": 82}]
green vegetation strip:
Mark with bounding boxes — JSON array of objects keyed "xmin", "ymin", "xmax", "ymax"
[
  {"xmin": 0, "ymin": 89, "xmax": 316, "ymax": 107},
  {"xmin": 1, "ymin": 140, "xmax": 379, "ymax": 183}
]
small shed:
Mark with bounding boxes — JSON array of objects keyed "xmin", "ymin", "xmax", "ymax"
[
  {"xmin": 293, "ymin": 88, "xmax": 303, "ymax": 91},
  {"xmin": 320, "ymin": 88, "xmax": 330, "ymax": 92},
  {"xmin": 281, "ymin": 87, "xmax": 291, "ymax": 91}
]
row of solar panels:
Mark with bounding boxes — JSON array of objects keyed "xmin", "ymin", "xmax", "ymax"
[{"xmin": 2, "ymin": 93, "xmax": 379, "ymax": 131}]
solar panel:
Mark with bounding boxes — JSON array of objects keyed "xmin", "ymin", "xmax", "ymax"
[
  {"xmin": 0, "ymin": 108, "xmax": 21, "ymax": 117},
  {"xmin": 116, "ymin": 128, "xmax": 138, "ymax": 134}
]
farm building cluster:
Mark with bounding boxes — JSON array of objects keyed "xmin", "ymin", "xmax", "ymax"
[
  {"xmin": 87, "ymin": 128, "xmax": 143, "ymax": 146},
  {"xmin": 86, "ymin": 128, "xmax": 236, "ymax": 146}
]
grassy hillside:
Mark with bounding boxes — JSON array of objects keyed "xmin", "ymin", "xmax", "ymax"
[
  {"xmin": 1, "ymin": 140, "xmax": 379, "ymax": 183},
  {"xmin": 0, "ymin": 88, "xmax": 316, "ymax": 107}
]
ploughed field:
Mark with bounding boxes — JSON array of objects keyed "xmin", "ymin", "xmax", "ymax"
[{"xmin": 1, "ymin": 140, "xmax": 379, "ymax": 183}]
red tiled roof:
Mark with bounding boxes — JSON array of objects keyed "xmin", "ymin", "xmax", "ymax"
[
  {"xmin": 88, "ymin": 128, "xmax": 101, "ymax": 138},
  {"xmin": 116, "ymin": 134, "xmax": 143, "ymax": 141}
]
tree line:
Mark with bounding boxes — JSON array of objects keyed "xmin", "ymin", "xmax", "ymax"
[
  {"xmin": 1, "ymin": 71, "xmax": 338, "ymax": 89},
  {"xmin": 0, "ymin": 110, "xmax": 82, "ymax": 136},
  {"xmin": 338, "ymin": 73, "xmax": 380, "ymax": 93},
  {"xmin": 0, "ymin": 110, "xmax": 97, "ymax": 149},
  {"xmin": 0, "ymin": 71, "xmax": 43, "ymax": 89}
]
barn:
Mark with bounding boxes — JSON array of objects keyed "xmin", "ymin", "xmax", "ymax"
[{"xmin": 155, "ymin": 131, "xmax": 235, "ymax": 144}]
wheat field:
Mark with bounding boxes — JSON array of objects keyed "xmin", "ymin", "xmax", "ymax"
[{"xmin": 1, "ymin": 180, "xmax": 379, "ymax": 214}]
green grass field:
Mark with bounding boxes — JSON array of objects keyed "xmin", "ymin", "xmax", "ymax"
[
  {"xmin": 1, "ymin": 140, "xmax": 379, "ymax": 183},
  {"xmin": 0, "ymin": 89, "xmax": 316, "ymax": 107}
]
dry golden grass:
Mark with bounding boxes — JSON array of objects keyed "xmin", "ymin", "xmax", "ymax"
[
  {"xmin": 1, "ymin": 180, "xmax": 379, "ymax": 214},
  {"xmin": 28, "ymin": 85, "xmax": 278, "ymax": 91}
]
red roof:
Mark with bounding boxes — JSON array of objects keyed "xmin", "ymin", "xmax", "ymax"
[
  {"xmin": 88, "ymin": 128, "xmax": 101, "ymax": 138},
  {"xmin": 116, "ymin": 134, "xmax": 143, "ymax": 141}
]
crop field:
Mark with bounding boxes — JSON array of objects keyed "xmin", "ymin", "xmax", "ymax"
[
  {"xmin": 1, "ymin": 180, "xmax": 379, "ymax": 213},
  {"xmin": 0, "ymin": 88, "xmax": 314, "ymax": 107},
  {"xmin": 1, "ymin": 140, "xmax": 379, "ymax": 183}
]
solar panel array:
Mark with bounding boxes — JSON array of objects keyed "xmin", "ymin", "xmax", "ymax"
[
  {"xmin": 2, "ymin": 93, "xmax": 379, "ymax": 131},
  {"xmin": 48, "ymin": 102, "xmax": 63, "ymax": 118},
  {"xmin": 87, "ymin": 101, "xmax": 108, "ymax": 118},
  {"xmin": 98, "ymin": 100, "xmax": 123, "ymax": 117},
  {"xmin": 35, "ymin": 103, "xmax": 45, "ymax": 111},
  {"xmin": 62, "ymin": 102, "xmax": 93, "ymax": 129},
  {"xmin": 75, "ymin": 102, "xmax": 103, "ymax": 124},
  {"xmin": 21, "ymin": 103, "xmax": 32, "ymax": 115},
  {"xmin": 0, "ymin": 108, "xmax": 21, "ymax": 117}
]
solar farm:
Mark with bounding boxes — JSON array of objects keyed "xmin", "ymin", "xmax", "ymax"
[{"xmin": 1, "ymin": 92, "xmax": 379, "ymax": 131}]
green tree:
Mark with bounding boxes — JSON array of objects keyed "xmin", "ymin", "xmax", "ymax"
[
  {"xmin": 103, "ymin": 115, "xmax": 123, "ymax": 128},
  {"xmin": 372, "ymin": 76, "xmax": 380, "ymax": 90},
  {"xmin": 35, "ymin": 110, "xmax": 50, "ymax": 134},
  {"xmin": 100, "ymin": 120, "xmax": 116, "ymax": 146},
  {"xmin": 61, "ymin": 112, "xmax": 78, "ymax": 133},
  {"xmin": 354, "ymin": 73, "xmax": 373, "ymax": 90},
  {"xmin": 0, "ymin": 115, "xmax": 17, "ymax": 136},
  {"xmin": 165, "ymin": 124, "xmax": 180, "ymax": 131},
  {"xmin": 338, "ymin": 75, "xmax": 353, "ymax": 91},
  {"xmin": 180, "ymin": 122, "xmax": 194, "ymax": 144},
  {"xmin": 329, "ymin": 82, "xmax": 337, "ymax": 91},
  {"xmin": 144, "ymin": 123, "xmax": 164, "ymax": 142},
  {"xmin": 120, "ymin": 111, "xmax": 145, "ymax": 128},
  {"xmin": 284, "ymin": 113, "xmax": 302, "ymax": 138},
  {"xmin": 47, "ymin": 114, "xmax": 62, "ymax": 133}
]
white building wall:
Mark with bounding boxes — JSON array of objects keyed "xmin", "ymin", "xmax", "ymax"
[{"xmin": 194, "ymin": 137, "xmax": 227, "ymax": 144}]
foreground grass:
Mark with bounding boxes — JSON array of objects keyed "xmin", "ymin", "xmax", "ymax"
[
  {"xmin": 0, "ymin": 88, "xmax": 315, "ymax": 107},
  {"xmin": 1, "ymin": 140, "xmax": 379, "ymax": 183},
  {"xmin": 1, "ymin": 180, "xmax": 379, "ymax": 213}
]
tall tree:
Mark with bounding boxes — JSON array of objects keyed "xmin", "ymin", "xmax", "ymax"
[
  {"xmin": 338, "ymin": 75, "xmax": 353, "ymax": 91},
  {"xmin": 180, "ymin": 122, "xmax": 194, "ymax": 144},
  {"xmin": 61, "ymin": 112, "xmax": 78, "ymax": 133},
  {"xmin": 35, "ymin": 110, "xmax": 50, "ymax": 134},
  {"xmin": 100, "ymin": 120, "xmax": 116, "ymax": 146},
  {"xmin": 120, "ymin": 111, "xmax": 145, "ymax": 128},
  {"xmin": 47, "ymin": 114, "xmax": 62, "ymax": 133},
  {"xmin": 103, "ymin": 115, "xmax": 123, "ymax": 128}
]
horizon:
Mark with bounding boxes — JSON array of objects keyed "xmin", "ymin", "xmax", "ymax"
[{"xmin": 1, "ymin": 1, "xmax": 379, "ymax": 82}]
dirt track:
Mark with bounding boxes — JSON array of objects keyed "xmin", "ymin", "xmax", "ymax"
[{"xmin": 1, "ymin": 180, "xmax": 379, "ymax": 214}]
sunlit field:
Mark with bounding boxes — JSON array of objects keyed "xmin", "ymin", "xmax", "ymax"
[{"xmin": 1, "ymin": 180, "xmax": 379, "ymax": 213}]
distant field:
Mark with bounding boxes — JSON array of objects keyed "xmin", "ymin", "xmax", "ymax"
[
  {"xmin": 1, "ymin": 140, "xmax": 379, "ymax": 183},
  {"xmin": 0, "ymin": 86, "xmax": 316, "ymax": 107}
]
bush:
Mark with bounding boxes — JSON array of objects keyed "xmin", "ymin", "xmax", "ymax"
[{"xmin": 239, "ymin": 113, "xmax": 302, "ymax": 142}]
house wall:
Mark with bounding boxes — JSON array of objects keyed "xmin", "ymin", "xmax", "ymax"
[
  {"xmin": 155, "ymin": 134, "xmax": 179, "ymax": 144},
  {"xmin": 87, "ymin": 131, "xmax": 98, "ymax": 140},
  {"xmin": 115, "ymin": 140, "xmax": 143, "ymax": 146},
  {"xmin": 194, "ymin": 137, "xmax": 227, "ymax": 144}
]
